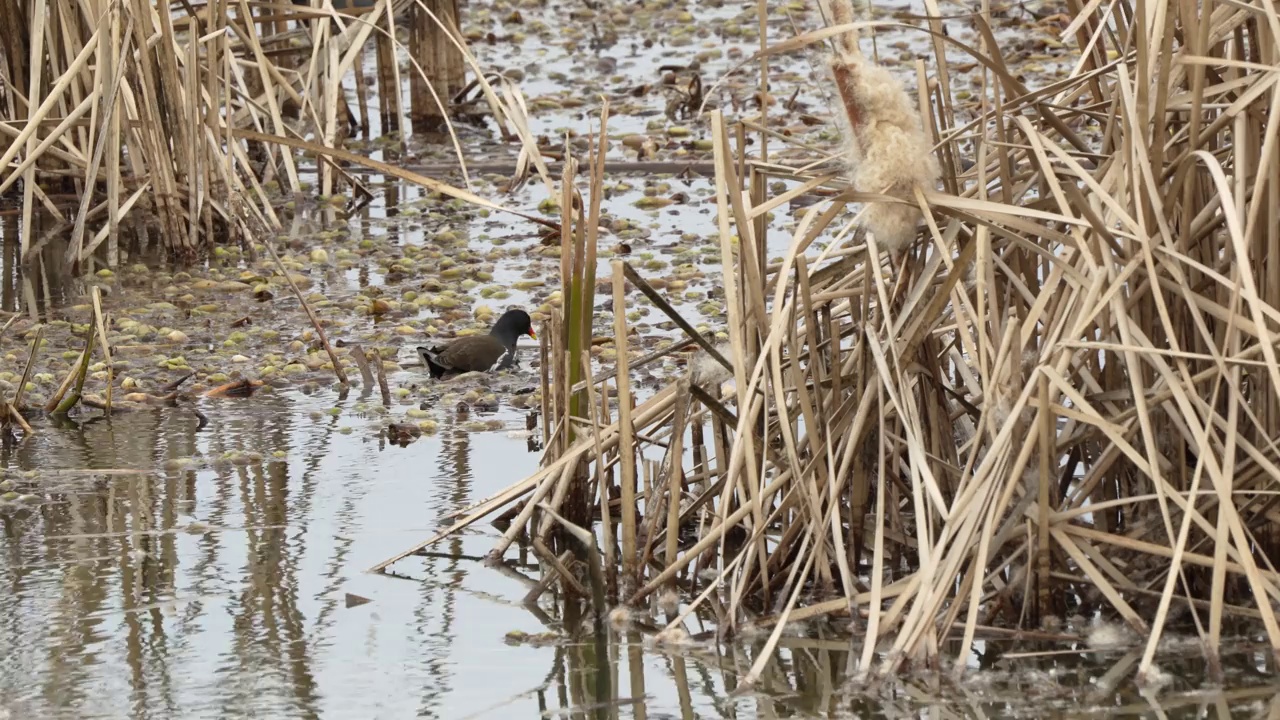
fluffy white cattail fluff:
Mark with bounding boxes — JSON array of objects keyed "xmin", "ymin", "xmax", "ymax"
[
  {"xmin": 1137, "ymin": 664, "xmax": 1173, "ymax": 694},
  {"xmin": 691, "ymin": 342, "xmax": 734, "ymax": 388},
  {"xmin": 827, "ymin": 5, "xmax": 940, "ymax": 251},
  {"xmin": 1085, "ymin": 620, "xmax": 1132, "ymax": 650},
  {"xmin": 651, "ymin": 626, "xmax": 693, "ymax": 647},
  {"xmin": 607, "ymin": 606, "xmax": 634, "ymax": 631}
]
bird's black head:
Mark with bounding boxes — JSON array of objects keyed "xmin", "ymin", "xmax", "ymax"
[{"xmin": 490, "ymin": 309, "xmax": 537, "ymax": 347}]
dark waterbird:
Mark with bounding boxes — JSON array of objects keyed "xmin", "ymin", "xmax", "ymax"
[{"xmin": 417, "ymin": 309, "xmax": 537, "ymax": 379}]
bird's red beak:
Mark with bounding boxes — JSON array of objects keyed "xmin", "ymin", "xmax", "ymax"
[{"xmin": 528, "ymin": 329, "xmax": 538, "ymax": 340}]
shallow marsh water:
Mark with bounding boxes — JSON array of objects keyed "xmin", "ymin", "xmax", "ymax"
[{"xmin": 5, "ymin": 398, "xmax": 1280, "ymax": 720}]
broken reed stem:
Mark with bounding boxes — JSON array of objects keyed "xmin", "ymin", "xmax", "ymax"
[
  {"xmin": 349, "ymin": 344, "xmax": 376, "ymax": 387},
  {"xmin": 8, "ymin": 326, "xmax": 44, "ymax": 416},
  {"xmin": 90, "ymin": 287, "xmax": 113, "ymax": 413},
  {"xmin": 2, "ymin": 403, "xmax": 34, "ymax": 436},
  {"xmin": 531, "ymin": 537, "xmax": 590, "ymax": 598},
  {"xmin": 539, "ymin": 502, "xmax": 609, "ymax": 632},
  {"xmin": 51, "ymin": 321, "xmax": 98, "ymax": 415},
  {"xmin": 520, "ymin": 557, "xmax": 562, "ymax": 605},
  {"xmin": 374, "ymin": 350, "xmax": 392, "ymax": 407},
  {"xmin": 1036, "ymin": 371, "xmax": 1053, "ymax": 619},
  {"xmin": 534, "ymin": 454, "xmax": 585, "ymax": 543},
  {"xmin": 613, "ymin": 259, "xmax": 639, "ymax": 586},
  {"xmin": 555, "ymin": 308, "xmax": 570, "ymax": 457},
  {"xmin": 44, "ymin": 320, "xmax": 97, "ymax": 415},
  {"xmin": 490, "ymin": 461, "xmax": 571, "ymax": 563},
  {"xmin": 264, "ymin": 236, "xmax": 348, "ymax": 386}
]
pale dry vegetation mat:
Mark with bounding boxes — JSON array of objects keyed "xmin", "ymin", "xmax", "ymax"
[{"xmin": 377, "ymin": 0, "xmax": 1280, "ymax": 687}]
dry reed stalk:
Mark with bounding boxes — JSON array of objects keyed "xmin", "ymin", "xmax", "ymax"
[
  {"xmin": 661, "ymin": 379, "xmax": 691, "ymax": 579},
  {"xmin": 89, "ymin": 287, "xmax": 114, "ymax": 412},
  {"xmin": 613, "ymin": 260, "xmax": 639, "ymax": 586},
  {"xmin": 1, "ymin": 402, "xmax": 33, "ymax": 436},
  {"xmin": 530, "ymin": 537, "xmax": 589, "ymax": 598},
  {"xmin": 522, "ymin": 547, "xmax": 577, "ymax": 606},
  {"xmin": 45, "ymin": 320, "xmax": 97, "ymax": 414},
  {"xmin": 569, "ymin": 337, "xmax": 696, "ymax": 394},
  {"xmin": 623, "ymin": 263, "xmax": 731, "ymax": 374},
  {"xmin": 578, "ymin": 352, "xmax": 615, "ymax": 590},
  {"xmin": 710, "ymin": 110, "xmax": 771, "ymax": 614},
  {"xmin": 4, "ymin": 0, "xmax": 554, "ymax": 263},
  {"xmin": 408, "ymin": 0, "xmax": 463, "ymax": 129},
  {"xmin": 539, "ymin": 320, "xmax": 551, "ymax": 451},
  {"xmin": 8, "ymin": 327, "xmax": 44, "ymax": 413},
  {"xmin": 539, "ymin": 503, "xmax": 609, "ymax": 626},
  {"xmin": 374, "ymin": 24, "xmax": 398, "ymax": 131},
  {"xmin": 373, "ymin": 350, "xmax": 392, "ymax": 407},
  {"xmin": 371, "ymin": 0, "xmax": 1280, "ymax": 680},
  {"xmin": 1, "ymin": 326, "xmax": 43, "ymax": 437}
]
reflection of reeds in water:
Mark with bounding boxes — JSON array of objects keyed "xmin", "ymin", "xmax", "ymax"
[
  {"xmin": 381, "ymin": 0, "xmax": 1280, "ymax": 689},
  {"xmin": 530, "ymin": 628, "xmax": 1280, "ymax": 718},
  {"xmin": 0, "ymin": 213, "xmax": 79, "ymax": 320},
  {"xmin": 0, "ymin": 395, "xmax": 349, "ymax": 716}
]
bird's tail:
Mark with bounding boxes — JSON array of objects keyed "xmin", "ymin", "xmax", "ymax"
[{"xmin": 416, "ymin": 347, "xmax": 447, "ymax": 379}]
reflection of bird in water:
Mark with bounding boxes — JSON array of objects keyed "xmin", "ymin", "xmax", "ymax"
[{"xmin": 416, "ymin": 309, "xmax": 537, "ymax": 379}]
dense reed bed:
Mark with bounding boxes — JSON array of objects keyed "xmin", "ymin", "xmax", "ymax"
[
  {"xmin": 382, "ymin": 0, "xmax": 1280, "ymax": 685},
  {"xmin": 0, "ymin": 0, "xmax": 544, "ymax": 264}
]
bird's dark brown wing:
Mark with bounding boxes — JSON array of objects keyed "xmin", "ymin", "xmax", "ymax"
[{"xmin": 432, "ymin": 336, "xmax": 508, "ymax": 373}]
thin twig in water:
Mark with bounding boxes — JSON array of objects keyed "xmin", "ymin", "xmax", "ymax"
[
  {"xmin": 621, "ymin": 262, "xmax": 733, "ymax": 373},
  {"xmin": 569, "ymin": 336, "xmax": 696, "ymax": 394},
  {"xmin": 264, "ymin": 235, "xmax": 349, "ymax": 386}
]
